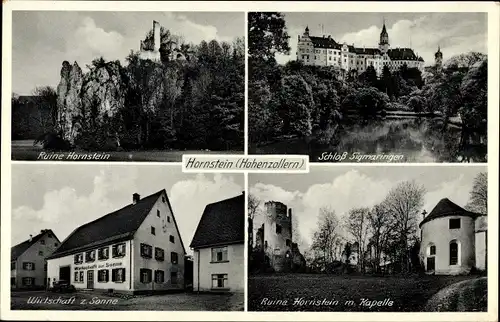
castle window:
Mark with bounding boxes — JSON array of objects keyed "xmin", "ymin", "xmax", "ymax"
[
  {"xmin": 449, "ymin": 241, "xmax": 459, "ymax": 265},
  {"xmin": 157, "ymin": 210, "xmax": 160, "ymax": 217},
  {"xmin": 169, "ymin": 235, "xmax": 175, "ymax": 243},
  {"xmin": 430, "ymin": 245, "xmax": 436, "ymax": 255},
  {"xmin": 151, "ymin": 226, "xmax": 156, "ymax": 235},
  {"xmin": 449, "ymin": 219, "xmax": 461, "ymax": 229},
  {"xmin": 276, "ymin": 224, "xmax": 282, "ymax": 234}
]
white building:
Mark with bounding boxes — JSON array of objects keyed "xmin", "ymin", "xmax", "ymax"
[
  {"xmin": 296, "ymin": 22, "xmax": 425, "ymax": 76},
  {"xmin": 11, "ymin": 229, "xmax": 61, "ymax": 289},
  {"xmin": 190, "ymin": 193, "xmax": 245, "ymax": 293},
  {"xmin": 46, "ymin": 190, "xmax": 186, "ymax": 294},
  {"xmin": 419, "ymin": 198, "xmax": 487, "ymax": 275}
]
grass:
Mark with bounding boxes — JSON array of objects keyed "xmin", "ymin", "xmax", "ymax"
[
  {"xmin": 11, "ymin": 290, "xmax": 244, "ymax": 311},
  {"xmin": 248, "ymin": 273, "xmax": 483, "ymax": 312},
  {"xmin": 11, "ymin": 140, "xmax": 242, "ymax": 162}
]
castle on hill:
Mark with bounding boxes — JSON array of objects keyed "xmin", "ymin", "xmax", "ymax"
[
  {"xmin": 139, "ymin": 20, "xmax": 186, "ymax": 62},
  {"xmin": 296, "ymin": 21, "xmax": 442, "ymax": 77}
]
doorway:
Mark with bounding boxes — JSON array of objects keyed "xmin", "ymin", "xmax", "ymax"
[
  {"xmin": 426, "ymin": 257, "xmax": 435, "ymax": 272},
  {"xmin": 87, "ymin": 270, "xmax": 94, "ymax": 289}
]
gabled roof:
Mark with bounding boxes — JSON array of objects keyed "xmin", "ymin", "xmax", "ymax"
[
  {"xmin": 12, "ymin": 229, "xmax": 58, "ymax": 261},
  {"xmin": 387, "ymin": 48, "xmax": 421, "ymax": 61},
  {"xmin": 309, "ymin": 36, "xmax": 340, "ymax": 49},
  {"xmin": 190, "ymin": 193, "xmax": 245, "ymax": 249},
  {"xmin": 47, "ymin": 189, "xmax": 179, "ymax": 259},
  {"xmin": 419, "ymin": 198, "xmax": 483, "ymax": 228}
]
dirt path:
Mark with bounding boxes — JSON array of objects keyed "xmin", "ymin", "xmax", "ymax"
[{"xmin": 423, "ymin": 277, "xmax": 487, "ymax": 312}]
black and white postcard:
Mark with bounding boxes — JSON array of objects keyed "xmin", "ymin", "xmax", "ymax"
[
  {"xmin": 10, "ymin": 164, "xmax": 244, "ymax": 310},
  {"xmin": 248, "ymin": 166, "xmax": 488, "ymax": 311},
  {"xmin": 248, "ymin": 12, "xmax": 488, "ymax": 163},
  {"xmin": 11, "ymin": 11, "xmax": 245, "ymax": 162}
]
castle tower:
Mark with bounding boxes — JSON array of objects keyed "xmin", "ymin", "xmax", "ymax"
[
  {"xmin": 435, "ymin": 45, "xmax": 443, "ymax": 71},
  {"xmin": 153, "ymin": 20, "xmax": 161, "ymax": 51},
  {"xmin": 263, "ymin": 201, "xmax": 293, "ymax": 272},
  {"xmin": 378, "ymin": 19, "xmax": 390, "ymax": 54},
  {"xmin": 304, "ymin": 25, "xmax": 310, "ymax": 37}
]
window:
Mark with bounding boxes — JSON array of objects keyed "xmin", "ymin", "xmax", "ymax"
[
  {"xmin": 167, "ymin": 216, "xmax": 171, "ymax": 223},
  {"xmin": 112, "ymin": 268, "xmax": 126, "ymax": 282},
  {"xmin": 11, "ymin": 262, "xmax": 15, "ymax": 270},
  {"xmin": 112, "ymin": 243, "xmax": 126, "ymax": 258},
  {"xmin": 449, "ymin": 219, "xmax": 461, "ymax": 229},
  {"xmin": 98, "ymin": 269, "xmax": 109, "ymax": 283},
  {"xmin": 155, "ymin": 270, "xmax": 165, "ymax": 283},
  {"xmin": 40, "ymin": 240, "xmax": 45, "ymax": 245},
  {"xmin": 450, "ymin": 241, "xmax": 459, "ymax": 265},
  {"xmin": 211, "ymin": 274, "xmax": 228, "ymax": 289},
  {"xmin": 79, "ymin": 271, "xmax": 84, "ymax": 282},
  {"xmin": 39, "ymin": 251, "xmax": 44, "ymax": 256},
  {"xmin": 74, "ymin": 272, "xmax": 79, "ymax": 283},
  {"xmin": 276, "ymin": 224, "xmax": 282, "ymax": 234},
  {"xmin": 171, "ymin": 272, "xmax": 178, "ymax": 285},
  {"xmin": 171, "ymin": 252, "xmax": 179, "ymax": 264},
  {"xmin": 23, "ymin": 262, "xmax": 35, "ymax": 270},
  {"xmin": 157, "ymin": 210, "xmax": 160, "ymax": 217},
  {"xmin": 430, "ymin": 245, "xmax": 436, "ymax": 255},
  {"xmin": 140, "ymin": 243, "xmax": 153, "ymax": 258},
  {"xmin": 85, "ymin": 250, "xmax": 96, "ymax": 262},
  {"xmin": 98, "ymin": 247, "xmax": 109, "ymax": 260},
  {"xmin": 151, "ymin": 226, "xmax": 156, "ymax": 235},
  {"xmin": 211, "ymin": 247, "xmax": 228, "ymax": 263},
  {"xmin": 169, "ymin": 235, "xmax": 175, "ymax": 243},
  {"xmin": 22, "ymin": 277, "xmax": 35, "ymax": 286},
  {"xmin": 155, "ymin": 247, "xmax": 165, "ymax": 261},
  {"xmin": 140, "ymin": 269, "xmax": 152, "ymax": 283}
]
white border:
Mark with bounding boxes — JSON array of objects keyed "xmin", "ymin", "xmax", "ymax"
[{"xmin": 2, "ymin": 1, "xmax": 499, "ymax": 321}]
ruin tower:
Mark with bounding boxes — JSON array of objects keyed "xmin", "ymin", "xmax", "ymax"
[
  {"xmin": 378, "ymin": 20, "xmax": 390, "ymax": 54},
  {"xmin": 435, "ymin": 45, "xmax": 443, "ymax": 71},
  {"xmin": 263, "ymin": 201, "xmax": 293, "ymax": 272},
  {"xmin": 153, "ymin": 20, "xmax": 161, "ymax": 51}
]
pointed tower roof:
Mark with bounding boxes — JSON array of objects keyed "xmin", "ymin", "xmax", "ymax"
[
  {"xmin": 435, "ymin": 45, "xmax": 443, "ymax": 58},
  {"xmin": 381, "ymin": 19, "xmax": 388, "ymax": 35},
  {"xmin": 419, "ymin": 198, "xmax": 483, "ymax": 228}
]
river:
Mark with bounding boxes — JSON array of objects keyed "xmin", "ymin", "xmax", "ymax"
[{"xmin": 252, "ymin": 118, "xmax": 487, "ymax": 163}]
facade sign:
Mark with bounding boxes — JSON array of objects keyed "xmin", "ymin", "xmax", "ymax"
[{"xmin": 74, "ymin": 262, "xmax": 123, "ymax": 271}]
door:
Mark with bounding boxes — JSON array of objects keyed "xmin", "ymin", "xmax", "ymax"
[
  {"xmin": 87, "ymin": 270, "xmax": 94, "ymax": 289},
  {"xmin": 426, "ymin": 257, "xmax": 435, "ymax": 272}
]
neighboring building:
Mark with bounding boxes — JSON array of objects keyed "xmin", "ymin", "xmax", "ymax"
[
  {"xmin": 296, "ymin": 21, "xmax": 425, "ymax": 76},
  {"xmin": 46, "ymin": 190, "xmax": 186, "ymax": 294},
  {"xmin": 139, "ymin": 20, "xmax": 187, "ymax": 62},
  {"xmin": 190, "ymin": 193, "xmax": 245, "ymax": 293},
  {"xmin": 419, "ymin": 198, "xmax": 487, "ymax": 275},
  {"xmin": 11, "ymin": 229, "xmax": 61, "ymax": 289}
]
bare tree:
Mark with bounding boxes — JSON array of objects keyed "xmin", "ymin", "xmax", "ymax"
[
  {"xmin": 311, "ymin": 207, "xmax": 342, "ymax": 267},
  {"xmin": 465, "ymin": 172, "xmax": 487, "ymax": 214},
  {"xmin": 367, "ymin": 204, "xmax": 396, "ymax": 273},
  {"xmin": 345, "ymin": 207, "xmax": 370, "ymax": 273},
  {"xmin": 248, "ymin": 194, "xmax": 260, "ymax": 220},
  {"xmin": 381, "ymin": 180, "xmax": 426, "ymax": 273}
]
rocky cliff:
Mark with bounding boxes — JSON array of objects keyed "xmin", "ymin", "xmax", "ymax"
[{"xmin": 56, "ymin": 60, "xmax": 126, "ymax": 146}]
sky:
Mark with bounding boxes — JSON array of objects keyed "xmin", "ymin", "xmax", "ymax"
[
  {"xmin": 11, "ymin": 164, "xmax": 244, "ymax": 255},
  {"xmin": 249, "ymin": 166, "xmax": 487, "ymax": 250},
  {"xmin": 275, "ymin": 12, "xmax": 487, "ymax": 66},
  {"xmin": 12, "ymin": 11, "xmax": 245, "ymax": 95}
]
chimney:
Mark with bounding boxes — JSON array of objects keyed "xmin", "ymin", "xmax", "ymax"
[
  {"xmin": 133, "ymin": 193, "xmax": 141, "ymax": 205},
  {"xmin": 29, "ymin": 234, "xmax": 33, "ymax": 242}
]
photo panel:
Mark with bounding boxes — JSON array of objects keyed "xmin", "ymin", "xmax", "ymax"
[
  {"xmin": 248, "ymin": 165, "xmax": 488, "ymax": 311},
  {"xmin": 10, "ymin": 164, "xmax": 245, "ymax": 311},
  {"xmin": 248, "ymin": 12, "xmax": 488, "ymax": 163},
  {"xmin": 11, "ymin": 11, "xmax": 245, "ymax": 162}
]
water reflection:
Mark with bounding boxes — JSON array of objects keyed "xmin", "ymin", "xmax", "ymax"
[{"xmin": 253, "ymin": 118, "xmax": 487, "ymax": 163}]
